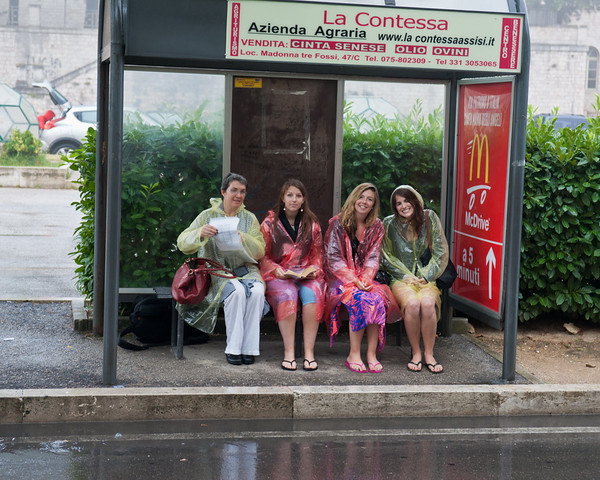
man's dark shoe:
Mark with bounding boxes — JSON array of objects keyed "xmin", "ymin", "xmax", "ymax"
[
  {"xmin": 241, "ymin": 354, "xmax": 255, "ymax": 365},
  {"xmin": 226, "ymin": 353, "xmax": 242, "ymax": 365}
]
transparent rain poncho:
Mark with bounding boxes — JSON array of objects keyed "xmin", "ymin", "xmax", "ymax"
[
  {"xmin": 176, "ymin": 197, "xmax": 266, "ymax": 333},
  {"xmin": 259, "ymin": 210, "xmax": 326, "ymax": 322},
  {"xmin": 324, "ymin": 215, "xmax": 401, "ymax": 351},
  {"xmin": 381, "ymin": 209, "xmax": 449, "ymax": 284}
]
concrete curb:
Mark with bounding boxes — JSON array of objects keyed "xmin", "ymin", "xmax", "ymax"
[
  {"xmin": 2, "ymin": 385, "xmax": 600, "ymax": 424},
  {"xmin": 0, "ymin": 166, "xmax": 79, "ymax": 189}
]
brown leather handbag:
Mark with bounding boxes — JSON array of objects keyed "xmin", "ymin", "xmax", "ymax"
[{"xmin": 171, "ymin": 257, "xmax": 236, "ymax": 304}]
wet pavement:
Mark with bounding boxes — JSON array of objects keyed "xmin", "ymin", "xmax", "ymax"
[
  {"xmin": 2, "ymin": 415, "xmax": 600, "ymax": 480},
  {"xmin": 0, "ymin": 188, "xmax": 81, "ymax": 301}
]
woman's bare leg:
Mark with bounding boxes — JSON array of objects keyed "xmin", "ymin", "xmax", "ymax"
[
  {"xmin": 365, "ymin": 324, "xmax": 382, "ymax": 371},
  {"xmin": 301, "ymin": 303, "xmax": 319, "ymax": 368},
  {"xmin": 278, "ymin": 313, "xmax": 296, "ymax": 367},
  {"xmin": 392, "ymin": 283, "xmax": 423, "ymax": 370},
  {"xmin": 421, "ymin": 295, "xmax": 443, "ymax": 372},
  {"xmin": 347, "ymin": 326, "xmax": 366, "ymax": 372}
]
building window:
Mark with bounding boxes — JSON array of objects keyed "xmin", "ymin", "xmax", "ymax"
[
  {"xmin": 588, "ymin": 48, "xmax": 598, "ymax": 89},
  {"xmin": 84, "ymin": 0, "xmax": 99, "ymax": 28},
  {"xmin": 8, "ymin": 0, "xmax": 18, "ymax": 26}
]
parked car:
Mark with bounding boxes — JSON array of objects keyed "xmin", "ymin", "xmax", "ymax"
[
  {"xmin": 533, "ymin": 114, "xmax": 590, "ymax": 130},
  {"xmin": 36, "ymin": 104, "xmax": 160, "ymax": 155},
  {"xmin": 33, "ymin": 82, "xmax": 159, "ymax": 155}
]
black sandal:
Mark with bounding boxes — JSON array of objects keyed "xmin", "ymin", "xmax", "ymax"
[
  {"xmin": 281, "ymin": 359, "xmax": 297, "ymax": 371},
  {"xmin": 303, "ymin": 359, "xmax": 318, "ymax": 371},
  {"xmin": 407, "ymin": 360, "xmax": 422, "ymax": 372},
  {"xmin": 426, "ymin": 362, "xmax": 444, "ymax": 374}
]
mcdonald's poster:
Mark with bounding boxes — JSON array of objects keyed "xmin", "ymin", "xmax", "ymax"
[{"xmin": 452, "ymin": 81, "xmax": 513, "ymax": 314}]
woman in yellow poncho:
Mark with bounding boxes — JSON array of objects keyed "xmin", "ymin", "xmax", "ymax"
[
  {"xmin": 381, "ymin": 185, "xmax": 449, "ymax": 374},
  {"xmin": 176, "ymin": 173, "xmax": 267, "ymax": 366}
]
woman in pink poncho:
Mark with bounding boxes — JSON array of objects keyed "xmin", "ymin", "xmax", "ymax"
[
  {"xmin": 260, "ymin": 179, "xmax": 326, "ymax": 371},
  {"xmin": 324, "ymin": 183, "xmax": 401, "ymax": 374}
]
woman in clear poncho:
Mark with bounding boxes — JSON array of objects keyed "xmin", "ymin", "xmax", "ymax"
[
  {"xmin": 259, "ymin": 179, "xmax": 326, "ymax": 371},
  {"xmin": 381, "ymin": 185, "xmax": 449, "ymax": 374},
  {"xmin": 324, "ymin": 183, "xmax": 401, "ymax": 374},
  {"xmin": 176, "ymin": 173, "xmax": 267, "ymax": 366}
]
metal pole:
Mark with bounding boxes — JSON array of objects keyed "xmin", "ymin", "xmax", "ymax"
[
  {"xmin": 93, "ymin": 0, "xmax": 107, "ymax": 336},
  {"xmin": 502, "ymin": 5, "xmax": 530, "ymax": 381},
  {"xmin": 102, "ymin": 0, "xmax": 124, "ymax": 385},
  {"xmin": 440, "ymin": 76, "xmax": 459, "ymax": 337}
]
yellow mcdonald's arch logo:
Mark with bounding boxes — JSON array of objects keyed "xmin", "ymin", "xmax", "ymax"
[{"xmin": 469, "ymin": 134, "xmax": 489, "ymax": 183}]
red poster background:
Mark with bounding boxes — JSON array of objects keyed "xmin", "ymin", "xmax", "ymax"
[{"xmin": 452, "ymin": 82, "xmax": 513, "ymax": 313}]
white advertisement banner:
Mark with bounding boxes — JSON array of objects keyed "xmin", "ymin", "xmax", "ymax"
[{"xmin": 226, "ymin": 0, "xmax": 522, "ymax": 73}]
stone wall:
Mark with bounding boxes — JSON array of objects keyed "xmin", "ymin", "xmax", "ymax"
[
  {"xmin": 529, "ymin": 12, "xmax": 600, "ymax": 117},
  {"xmin": 0, "ymin": 0, "xmax": 97, "ymax": 115}
]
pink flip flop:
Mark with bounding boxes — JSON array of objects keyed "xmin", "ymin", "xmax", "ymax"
[
  {"xmin": 367, "ymin": 362, "xmax": 383, "ymax": 373},
  {"xmin": 344, "ymin": 360, "xmax": 367, "ymax": 373}
]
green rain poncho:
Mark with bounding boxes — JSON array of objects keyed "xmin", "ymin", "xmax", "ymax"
[
  {"xmin": 175, "ymin": 197, "xmax": 266, "ymax": 333},
  {"xmin": 381, "ymin": 209, "xmax": 449, "ymax": 285}
]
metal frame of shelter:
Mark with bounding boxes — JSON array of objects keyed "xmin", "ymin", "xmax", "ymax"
[{"xmin": 97, "ymin": 0, "xmax": 530, "ymax": 384}]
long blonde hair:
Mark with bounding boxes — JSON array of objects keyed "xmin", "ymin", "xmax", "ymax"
[{"xmin": 339, "ymin": 183, "xmax": 380, "ymax": 233}]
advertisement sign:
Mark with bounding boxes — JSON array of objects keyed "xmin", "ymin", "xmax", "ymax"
[
  {"xmin": 226, "ymin": 0, "xmax": 522, "ymax": 73},
  {"xmin": 452, "ymin": 81, "xmax": 513, "ymax": 314}
]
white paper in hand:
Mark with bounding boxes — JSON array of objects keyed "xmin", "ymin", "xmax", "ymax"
[{"xmin": 209, "ymin": 217, "xmax": 242, "ymax": 251}]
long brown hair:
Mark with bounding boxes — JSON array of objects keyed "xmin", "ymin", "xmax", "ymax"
[
  {"xmin": 273, "ymin": 179, "xmax": 318, "ymax": 242},
  {"xmin": 339, "ymin": 183, "xmax": 380, "ymax": 234},
  {"xmin": 391, "ymin": 186, "xmax": 425, "ymax": 237}
]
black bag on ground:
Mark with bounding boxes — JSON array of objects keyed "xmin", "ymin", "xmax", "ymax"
[{"xmin": 118, "ymin": 296, "xmax": 209, "ymax": 351}]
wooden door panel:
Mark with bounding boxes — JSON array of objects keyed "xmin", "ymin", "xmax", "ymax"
[{"xmin": 231, "ymin": 77, "xmax": 337, "ymax": 227}]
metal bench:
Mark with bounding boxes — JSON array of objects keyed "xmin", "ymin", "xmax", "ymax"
[{"xmin": 118, "ymin": 287, "xmax": 402, "ymax": 361}]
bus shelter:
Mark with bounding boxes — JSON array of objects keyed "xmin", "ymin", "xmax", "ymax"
[{"xmin": 97, "ymin": 0, "xmax": 530, "ymax": 384}]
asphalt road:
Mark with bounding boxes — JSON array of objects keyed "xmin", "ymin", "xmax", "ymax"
[
  {"xmin": 0, "ymin": 187, "xmax": 82, "ymax": 300},
  {"xmin": 2, "ymin": 415, "xmax": 600, "ymax": 480}
]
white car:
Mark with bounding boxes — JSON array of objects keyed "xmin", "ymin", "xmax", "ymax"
[
  {"xmin": 37, "ymin": 105, "xmax": 159, "ymax": 155},
  {"xmin": 34, "ymin": 82, "xmax": 160, "ymax": 155},
  {"xmin": 37, "ymin": 105, "xmax": 96, "ymax": 155}
]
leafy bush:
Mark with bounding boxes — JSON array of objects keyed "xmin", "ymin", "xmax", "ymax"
[
  {"xmin": 119, "ymin": 119, "xmax": 222, "ymax": 287},
  {"xmin": 67, "ymin": 98, "xmax": 600, "ymax": 325},
  {"xmin": 65, "ymin": 120, "xmax": 223, "ymax": 299},
  {"xmin": 1, "ymin": 129, "xmax": 42, "ymax": 165},
  {"xmin": 520, "ymin": 104, "xmax": 600, "ymax": 323},
  {"xmin": 65, "ymin": 128, "xmax": 97, "ymax": 296},
  {"xmin": 342, "ymin": 100, "xmax": 444, "ymax": 215}
]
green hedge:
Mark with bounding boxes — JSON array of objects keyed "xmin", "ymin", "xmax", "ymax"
[
  {"xmin": 66, "ymin": 101, "xmax": 600, "ymax": 325},
  {"xmin": 519, "ymin": 105, "xmax": 600, "ymax": 323},
  {"xmin": 342, "ymin": 101, "xmax": 444, "ymax": 215}
]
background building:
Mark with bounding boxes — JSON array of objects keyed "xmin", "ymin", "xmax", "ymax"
[
  {"xmin": 0, "ymin": 1, "xmax": 598, "ymax": 121},
  {"xmin": 528, "ymin": 5, "xmax": 600, "ymax": 117},
  {"xmin": 0, "ymin": 0, "xmax": 98, "ymax": 114}
]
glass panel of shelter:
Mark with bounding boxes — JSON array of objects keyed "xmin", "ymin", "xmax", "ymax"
[{"xmin": 120, "ymin": 69, "xmax": 445, "ymax": 288}]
